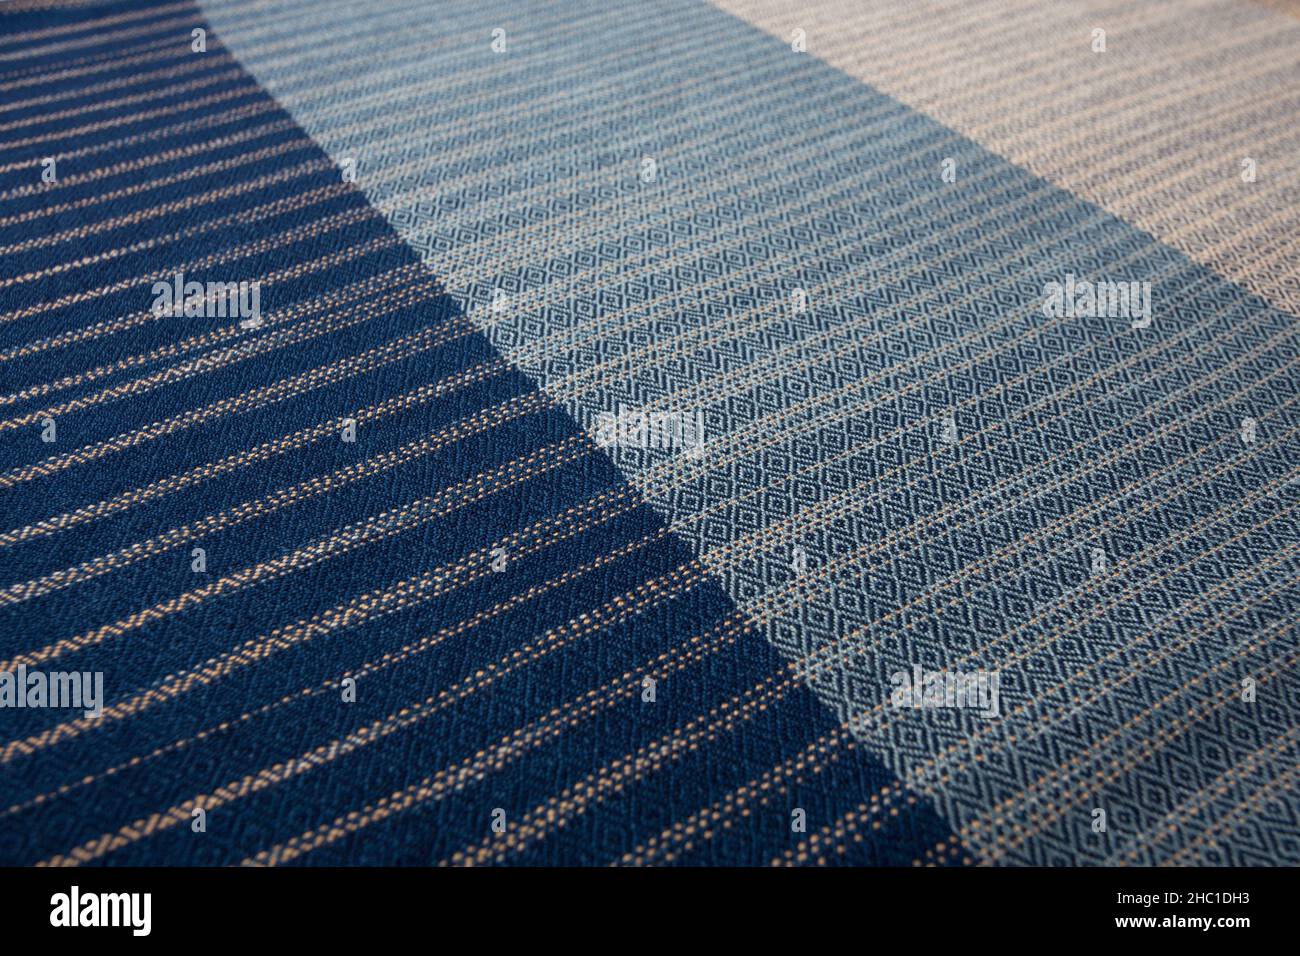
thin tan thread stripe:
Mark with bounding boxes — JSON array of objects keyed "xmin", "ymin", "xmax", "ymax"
[
  {"xmin": 0, "ymin": 358, "xmax": 542, "ymax": 606},
  {"xmin": 0, "ymin": 433, "xmax": 591, "ymax": 675},
  {"xmin": 1, "ymin": 481, "xmax": 678, "ymax": 806},
  {"xmin": 799, "ymin": 426, "xmax": 1300, "ymax": 763},
  {"xmin": 0, "ymin": 343, "xmax": 497, "ymax": 547},
  {"xmin": 795, "ymin": 629, "xmax": 1284, "ymax": 868},
  {"xmin": 954, "ymin": 558, "xmax": 1300, "ymax": 841},
  {"xmin": 444, "ymin": 669, "xmax": 807, "ymax": 866},
  {"xmin": 615, "ymin": 728, "xmax": 856, "ymax": 866},
  {"xmin": 0, "ymin": 65, "xmax": 249, "ymax": 135},
  {"xmin": 0, "ymin": 35, "xmax": 180, "ymax": 91},
  {"xmin": 0, "ymin": 154, "xmax": 332, "ymax": 258},
  {"xmin": 0, "ymin": 82, "xmax": 265, "ymax": 153},
  {"xmin": 0, "ymin": 202, "xmax": 381, "ymax": 325},
  {"xmin": 692, "ymin": 322, "xmax": 1300, "ymax": 626},
  {"xmin": 986, "ymin": 632, "xmax": 1300, "ymax": 863},
  {"xmin": 0, "ymin": 297, "xmax": 463, "ymax": 489},
  {"xmin": 1158, "ymin": 732, "xmax": 1300, "ymax": 865},
  {"xmin": 0, "ymin": 109, "xmax": 295, "ymax": 189},
  {"xmin": 1163, "ymin": 762, "xmax": 1300, "ymax": 865},
  {"xmin": 0, "ymin": 0, "xmax": 193, "ymax": 47},
  {"xmin": 0, "ymin": 12, "xmax": 205, "ymax": 66},
  {"xmin": 0, "ymin": 276, "xmax": 443, "ymax": 449},
  {"xmin": 449, "ymin": 83, "xmax": 1300, "ymax": 379},
  {"xmin": 0, "ymin": 178, "xmax": 352, "ymax": 292},
  {"xmin": 0, "ymin": 262, "xmax": 425, "ymax": 412},
  {"xmin": 0, "ymin": 232, "xmax": 401, "ymax": 366},
  {"xmin": 0, "ymin": 50, "xmax": 235, "ymax": 115}
]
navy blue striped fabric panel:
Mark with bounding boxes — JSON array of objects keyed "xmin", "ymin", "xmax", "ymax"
[{"xmin": 0, "ymin": 0, "xmax": 956, "ymax": 865}]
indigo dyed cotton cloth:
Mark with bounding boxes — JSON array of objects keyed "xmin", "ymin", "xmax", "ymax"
[{"xmin": 0, "ymin": 0, "xmax": 1297, "ymax": 867}]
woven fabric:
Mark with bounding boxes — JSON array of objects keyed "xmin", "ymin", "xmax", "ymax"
[{"xmin": 1, "ymin": 0, "xmax": 1297, "ymax": 866}]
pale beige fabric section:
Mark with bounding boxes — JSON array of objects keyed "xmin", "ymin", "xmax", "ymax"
[
  {"xmin": 1249, "ymin": 0, "xmax": 1300, "ymax": 21},
  {"xmin": 712, "ymin": 0, "xmax": 1300, "ymax": 315}
]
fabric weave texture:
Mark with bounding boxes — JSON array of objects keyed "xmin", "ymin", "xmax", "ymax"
[{"xmin": 0, "ymin": 0, "xmax": 1297, "ymax": 866}]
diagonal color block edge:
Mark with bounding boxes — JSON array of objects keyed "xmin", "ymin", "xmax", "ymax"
[
  {"xmin": 0, "ymin": 0, "xmax": 959, "ymax": 866},
  {"xmin": 195, "ymin": 0, "xmax": 1300, "ymax": 866}
]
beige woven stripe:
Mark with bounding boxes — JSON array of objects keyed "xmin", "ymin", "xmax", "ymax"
[
  {"xmin": 712, "ymin": 0, "xmax": 1300, "ymax": 315},
  {"xmin": 1249, "ymin": 0, "xmax": 1300, "ymax": 19}
]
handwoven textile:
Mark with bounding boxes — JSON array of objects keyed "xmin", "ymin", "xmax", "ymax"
[{"xmin": 1, "ymin": 0, "xmax": 1297, "ymax": 867}]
